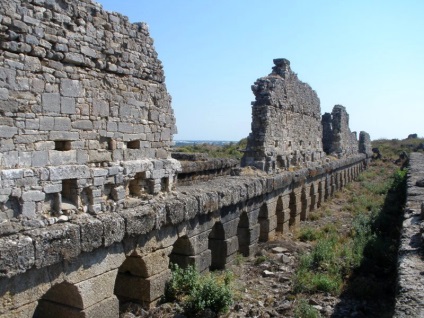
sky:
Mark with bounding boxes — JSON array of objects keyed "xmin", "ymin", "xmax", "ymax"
[{"xmin": 96, "ymin": 0, "xmax": 424, "ymax": 141}]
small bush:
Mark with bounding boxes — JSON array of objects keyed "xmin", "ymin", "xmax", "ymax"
[
  {"xmin": 294, "ymin": 299, "xmax": 321, "ymax": 318},
  {"xmin": 298, "ymin": 227, "xmax": 320, "ymax": 242},
  {"xmin": 165, "ymin": 264, "xmax": 233, "ymax": 317}
]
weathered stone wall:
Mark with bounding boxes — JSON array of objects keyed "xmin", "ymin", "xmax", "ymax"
[
  {"xmin": 241, "ymin": 59, "xmax": 324, "ymax": 173},
  {"xmin": 0, "ymin": 153, "xmax": 367, "ymax": 317},
  {"xmin": 322, "ymin": 105, "xmax": 359, "ymax": 158},
  {"xmin": 395, "ymin": 152, "xmax": 424, "ymax": 317},
  {"xmin": 0, "ymin": 0, "xmax": 180, "ymax": 222}
]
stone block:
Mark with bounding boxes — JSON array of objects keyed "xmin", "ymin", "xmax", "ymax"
[
  {"xmin": 49, "ymin": 150, "xmax": 77, "ymax": 165},
  {"xmin": 61, "ymin": 79, "xmax": 83, "ymax": 97},
  {"xmin": 61, "ymin": 97, "xmax": 76, "ymax": 114},
  {"xmin": 54, "ymin": 117, "xmax": 71, "ymax": 130},
  {"xmin": 22, "ymin": 190, "xmax": 45, "ymax": 202},
  {"xmin": 72, "ymin": 218, "xmax": 103, "ymax": 252},
  {"xmin": 28, "ymin": 223, "xmax": 81, "ymax": 268},
  {"xmin": 172, "ymin": 230, "xmax": 211, "ymax": 256},
  {"xmin": 50, "ymin": 131, "xmax": 79, "ymax": 141},
  {"xmin": 0, "ymin": 125, "xmax": 18, "ymax": 138},
  {"xmin": 30, "ymin": 151, "xmax": 48, "ymax": 168},
  {"xmin": 120, "ymin": 206, "xmax": 156, "ymax": 236},
  {"xmin": 114, "ymin": 269, "xmax": 171, "ymax": 303},
  {"xmin": 42, "ymin": 93, "xmax": 60, "ymax": 113},
  {"xmin": 120, "ymin": 247, "xmax": 172, "ymax": 278},
  {"xmin": 0, "ymin": 236, "xmax": 35, "ymax": 277},
  {"xmin": 21, "ymin": 201, "xmax": 36, "ymax": 218},
  {"xmin": 93, "ymin": 99, "xmax": 109, "ymax": 117},
  {"xmin": 48, "ymin": 165, "xmax": 90, "ymax": 181},
  {"xmin": 73, "ymin": 120, "xmax": 93, "ymax": 130},
  {"xmin": 88, "ymin": 150, "xmax": 112, "ymax": 163}
]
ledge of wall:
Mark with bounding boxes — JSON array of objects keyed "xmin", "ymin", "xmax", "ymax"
[{"xmin": 395, "ymin": 152, "xmax": 424, "ymax": 317}]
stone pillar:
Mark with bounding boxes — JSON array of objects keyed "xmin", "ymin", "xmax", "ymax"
[
  {"xmin": 276, "ymin": 194, "xmax": 291, "ymax": 233},
  {"xmin": 289, "ymin": 189, "xmax": 302, "ymax": 226}
]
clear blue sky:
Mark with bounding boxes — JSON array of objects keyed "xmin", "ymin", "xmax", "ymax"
[{"xmin": 96, "ymin": 0, "xmax": 423, "ymax": 141}]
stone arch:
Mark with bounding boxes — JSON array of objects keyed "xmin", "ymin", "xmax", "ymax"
[
  {"xmin": 237, "ymin": 212, "xmax": 251, "ymax": 256},
  {"xmin": 33, "ymin": 281, "xmax": 84, "ymax": 318},
  {"xmin": 169, "ymin": 235, "xmax": 210, "ymax": 271},
  {"xmin": 300, "ymin": 187, "xmax": 308, "ymax": 221},
  {"xmin": 114, "ymin": 250, "xmax": 171, "ymax": 309},
  {"xmin": 276, "ymin": 196, "xmax": 285, "ymax": 232},
  {"xmin": 309, "ymin": 183, "xmax": 316, "ymax": 212},
  {"xmin": 258, "ymin": 203, "xmax": 269, "ymax": 242},
  {"xmin": 208, "ymin": 221, "xmax": 226, "ymax": 270},
  {"xmin": 289, "ymin": 191, "xmax": 297, "ymax": 226}
]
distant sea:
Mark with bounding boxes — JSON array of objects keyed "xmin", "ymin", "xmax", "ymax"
[{"xmin": 173, "ymin": 140, "xmax": 237, "ymax": 147}]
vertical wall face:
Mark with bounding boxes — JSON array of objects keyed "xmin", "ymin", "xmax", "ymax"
[
  {"xmin": 242, "ymin": 59, "xmax": 324, "ymax": 173},
  {"xmin": 0, "ymin": 0, "xmax": 180, "ymax": 220},
  {"xmin": 0, "ymin": 0, "xmax": 177, "ymax": 165}
]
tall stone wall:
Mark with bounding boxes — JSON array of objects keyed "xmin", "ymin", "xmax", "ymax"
[
  {"xmin": 0, "ymin": 0, "xmax": 180, "ymax": 222},
  {"xmin": 322, "ymin": 105, "xmax": 359, "ymax": 158},
  {"xmin": 242, "ymin": 59, "xmax": 324, "ymax": 173}
]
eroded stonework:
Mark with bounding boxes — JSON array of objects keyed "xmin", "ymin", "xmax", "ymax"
[
  {"xmin": 242, "ymin": 59, "xmax": 372, "ymax": 173},
  {"xmin": 242, "ymin": 59, "xmax": 324, "ymax": 172},
  {"xmin": 0, "ymin": 0, "xmax": 180, "ymax": 222}
]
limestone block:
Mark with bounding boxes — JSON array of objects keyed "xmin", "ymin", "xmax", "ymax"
[
  {"xmin": 22, "ymin": 190, "xmax": 45, "ymax": 202},
  {"xmin": 0, "ymin": 126, "xmax": 18, "ymax": 139},
  {"xmin": 21, "ymin": 201, "xmax": 36, "ymax": 218},
  {"xmin": 114, "ymin": 269, "xmax": 171, "ymax": 303},
  {"xmin": 170, "ymin": 249, "xmax": 212, "ymax": 272},
  {"xmin": 42, "ymin": 93, "xmax": 60, "ymax": 113},
  {"xmin": 49, "ymin": 165, "xmax": 90, "ymax": 181},
  {"xmin": 49, "ymin": 131, "xmax": 79, "ymax": 140},
  {"xmin": 28, "ymin": 223, "xmax": 81, "ymax": 268},
  {"xmin": 88, "ymin": 150, "xmax": 112, "ymax": 163},
  {"xmin": 165, "ymin": 198, "xmax": 185, "ymax": 225},
  {"xmin": 72, "ymin": 218, "xmax": 103, "ymax": 252},
  {"xmin": 92, "ymin": 99, "xmax": 109, "ymax": 117},
  {"xmin": 120, "ymin": 247, "xmax": 172, "ymax": 278},
  {"xmin": 0, "ymin": 235, "xmax": 34, "ymax": 277},
  {"xmin": 239, "ymin": 242, "xmax": 259, "ymax": 257},
  {"xmin": 81, "ymin": 296, "xmax": 119, "ymax": 318},
  {"xmin": 120, "ymin": 206, "xmax": 156, "ymax": 236},
  {"xmin": 61, "ymin": 79, "xmax": 83, "ymax": 97},
  {"xmin": 172, "ymin": 230, "xmax": 211, "ymax": 256},
  {"xmin": 134, "ymin": 226, "xmax": 178, "ymax": 256}
]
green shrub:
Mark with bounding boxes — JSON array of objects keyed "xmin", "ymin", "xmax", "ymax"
[
  {"xmin": 165, "ymin": 264, "xmax": 234, "ymax": 317},
  {"xmin": 298, "ymin": 227, "xmax": 321, "ymax": 242},
  {"xmin": 294, "ymin": 299, "xmax": 321, "ymax": 318},
  {"xmin": 184, "ymin": 273, "xmax": 233, "ymax": 316}
]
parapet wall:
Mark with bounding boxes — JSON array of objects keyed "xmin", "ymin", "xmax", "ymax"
[{"xmin": 0, "ymin": 0, "xmax": 180, "ymax": 222}]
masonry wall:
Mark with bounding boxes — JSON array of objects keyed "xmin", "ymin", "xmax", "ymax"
[
  {"xmin": 241, "ymin": 59, "xmax": 324, "ymax": 173},
  {"xmin": 0, "ymin": 154, "xmax": 367, "ymax": 317},
  {"xmin": 0, "ymin": 0, "xmax": 180, "ymax": 222}
]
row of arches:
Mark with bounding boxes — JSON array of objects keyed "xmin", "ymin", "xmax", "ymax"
[{"xmin": 30, "ymin": 164, "xmax": 363, "ymax": 317}]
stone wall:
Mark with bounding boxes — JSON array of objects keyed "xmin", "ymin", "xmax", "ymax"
[
  {"xmin": 241, "ymin": 59, "xmax": 324, "ymax": 173},
  {"xmin": 395, "ymin": 152, "xmax": 424, "ymax": 317},
  {"xmin": 0, "ymin": 153, "xmax": 367, "ymax": 316},
  {"xmin": 322, "ymin": 105, "xmax": 360, "ymax": 158},
  {"xmin": 0, "ymin": 0, "xmax": 180, "ymax": 222}
]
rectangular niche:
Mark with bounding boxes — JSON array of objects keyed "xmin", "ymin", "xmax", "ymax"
[
  {"xmin": 127, "ymin": 140, "xmax": 141, "ymax": 149},
  {"xmin": 128, "ymin": 172, "xmax": 149, "ymax": 196},
  {"xmin": 55, "ymin": 140, "xmax": 72, "ymax": 151},
  {"xmin": 61, "ymin": 179, "xmax": 79, "ymax": 210}
]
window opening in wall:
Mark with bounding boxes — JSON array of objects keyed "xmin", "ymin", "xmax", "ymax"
[
  {"xmin": 288, "ymin": 141, "xmax": 292, "ymax": 148},
  {"xmin": 128, "ymin": 172, "xmax": 148, "ymax": 197},
  {"xmin": 274, "ymin": 140, "xmax": 279, "ymax": 147},
  {"xmin": 276, "ymin": 155, "xmax": 285, "ymax": 169},
  {"xmin": 61, "ymin": 179, "xmax": 78, "ymax": 210},
  {"xmin": 55, "ymin": 140, "xmax": 72, "ymax": 151},
  {"xmin": 127, "ymin": 140, "xmax": 141, "ymax": 149}
]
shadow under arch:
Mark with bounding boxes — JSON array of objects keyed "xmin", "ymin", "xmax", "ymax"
[{"xmin": 33, "ymin": 281, "xmax": 83, "ymax": 318}]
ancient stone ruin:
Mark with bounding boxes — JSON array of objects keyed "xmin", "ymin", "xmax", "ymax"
[
  {"xmin": 241, "ymin": 59, "xmax": 372, "ymax": 173},
  {"xmin": 0, "ymin": 1, "xmax": 386, "ymax": 317}
]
